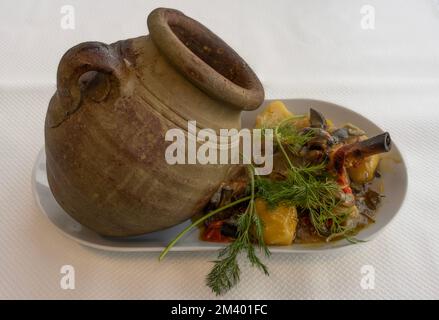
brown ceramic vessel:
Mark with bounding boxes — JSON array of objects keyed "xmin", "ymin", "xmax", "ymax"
[{"xmin": 45, "ymin": 8, "xmax": 264, "ymax": 237}]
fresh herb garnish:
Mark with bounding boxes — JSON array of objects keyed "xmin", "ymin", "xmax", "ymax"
[
  {"xmin": 268, "ymin": 118, "xmax": 356, "ymax": 239},
  {"xmin": 207, "ymin": 167, "xmax": 270, "ymax": 295},
  {"xmin": 272, "ymin": 116, "xmax": 314, "ymax": 155},
  {"xmin": 159, "ymin": 165, "xmax": 269, "ymax": 296},
  {"xmin": 158, "ymin": 195, "xmax": 252, "ymax": 261}
]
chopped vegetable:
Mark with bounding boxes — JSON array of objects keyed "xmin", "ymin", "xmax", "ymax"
[
  {"xmin": 255, "ymin": 100, "xmax": 310, "ymax": 129},
  {"xmin": 348, "ymin": 154, "xmax": 380, "ymax": 183},
  {"xmin": 255, "ymin": 199, "xmax": 298, "ymax": 245}
]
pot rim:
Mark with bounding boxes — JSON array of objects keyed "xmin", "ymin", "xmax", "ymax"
[{"xmin": 147, "ymin": 7, "xmax": 264, "ymax": 111}]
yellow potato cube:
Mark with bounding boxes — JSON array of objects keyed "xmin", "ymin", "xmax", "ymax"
[
  {"xmin": 326, "ymin": 119, "xmax": 334, "ymax": 129},
  {"xmin": 255, "ymin": 198, "xmax": 298, "ymax": 245},
  {"xmin": 255, "ymin": 101, "xmax": 293, "ymax": 128},
  {"xmin": 348, "ymin": 154, "xmax": 380, "ymax": 183}
]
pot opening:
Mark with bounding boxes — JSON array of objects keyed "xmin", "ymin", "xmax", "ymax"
[
  {"xmin": 168, "ymin": 20, "xmax": 253, "ymax": 90},
  {"xmin": 148, "ymin": 8, "xmax": 264, "ymax": 110}
]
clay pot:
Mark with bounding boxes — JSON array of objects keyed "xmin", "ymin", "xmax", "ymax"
[{"xmin": 44, "ymin": 8, "xmax": 264, "ymax": 237}]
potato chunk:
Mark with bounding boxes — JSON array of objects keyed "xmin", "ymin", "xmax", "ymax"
[
  {"xmin": 255, "ymin": 198, "xmax": 298, "ymax": 245},
  {"xmin": 255, "ymin": 101, "xmax": 293, "ymax": 128},
  {"xmin": 348, "ymin": 154, "xmax": 380, "ymax": 183}
]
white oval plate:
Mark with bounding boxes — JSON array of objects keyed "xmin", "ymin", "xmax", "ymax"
[{"xmin": 32, "ymin": 99, "xmax": 408, "ymax": 252}]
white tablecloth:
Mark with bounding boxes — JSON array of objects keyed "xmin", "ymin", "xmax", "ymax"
[{"xmin": 1, "ymin": 0, "xmax": 439, "ymax": 299}]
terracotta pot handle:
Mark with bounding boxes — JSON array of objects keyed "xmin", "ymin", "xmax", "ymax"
[{"xmin": 48, "ymin": 41, "xmax": 128, "ymax": 127}]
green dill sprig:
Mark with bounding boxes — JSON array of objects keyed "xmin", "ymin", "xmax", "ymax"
[
  {"xmin": 255, "ymin": 165, "xmax": 339, "ymax": 209},
  {"xmin": 160, "ymin": 165, "xmax": 269, "ymax": 296},
  {"xmin": 275, "ymin": 116, "xmax": 314, "ymax": 155},
  {"xmin": 261, "ymin": 115, "xmax": 314, "ymax": 160},
  {"xmin": 267, "ymin": 121, "xmax": 354, "ymax": 239},
  {"xmin": 158, "ymin": 195, "xmax": 252, "ymax": 261},
  {"xmin": 206, "ymin": 165, "xmax": 270, "ymax": 295}
]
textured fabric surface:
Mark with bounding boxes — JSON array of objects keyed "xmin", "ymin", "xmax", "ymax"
[{"xmin": 1, "ymin": 0, "xmax": 439, "ymax": 299}]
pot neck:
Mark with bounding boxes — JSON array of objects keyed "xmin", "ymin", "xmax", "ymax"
[{"xmin": 147, "ymin": 8, "xmax": 264, "ymax": 112}]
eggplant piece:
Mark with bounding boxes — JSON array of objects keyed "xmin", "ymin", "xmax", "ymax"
[
  {"xmin": 310, "ymin": 108, "xmax": 327, "ymax": 130},
  {"xmin": 333, "ymin": 132, "xmax": 391, "ymax": 173},
  {"xmin": 299, "ymin": 126, "xmax": 337, "ymax": 164},
  {"xmin": 331, "ymin": 128, "xmax": 349, "ymax": 143},
  {"xmin": 364, "ymin": 189, "xmax": 382, "ymax": 211},
  {"xmin": 220, "ymin": 222, "xmax": 238, "ymax": 238}
]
